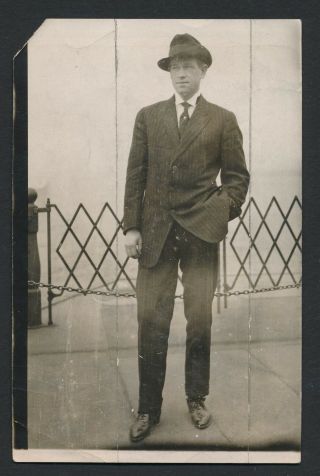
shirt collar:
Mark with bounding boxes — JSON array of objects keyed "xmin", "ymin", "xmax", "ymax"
[{"xmin": 175, "ymin": 90, "xmax": 201, "ymax": 107}]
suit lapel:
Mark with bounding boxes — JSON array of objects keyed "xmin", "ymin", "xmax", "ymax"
[
  {"xmin": 160, "ymin": 95, "xmax": 212, "ymax": 159},
  {"xmin": 173, "ymin": 95, "xmax": 211, "ymax": 160},
  {"xmin": 162, "ymin": 96, "xmax": 180, "ymax": 147}
]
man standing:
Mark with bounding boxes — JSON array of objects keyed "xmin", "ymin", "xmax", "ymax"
[{"xmin": 123, "ymin": 33, "xmax": 250, "ymax": 442}]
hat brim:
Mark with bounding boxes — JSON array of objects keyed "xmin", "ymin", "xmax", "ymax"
[{"xmin": 158, "ymin": 45, "xmax": 212, "ymax": 71}]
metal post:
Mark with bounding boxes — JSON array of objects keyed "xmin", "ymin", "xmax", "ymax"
[
  {"xmin": 223, "ymin": 238, "xmax": 228, "ymax": 309},
  {"xmin": 28, "ymin": 188, "xmax": 42, "ymax": 327},
  {"xmin": 46, "ymin": 198, "xmax": 53, "ymax": 325},
  {"xmin": 216, "ymin": 242, "xmax": 221, "ymax": 314}
]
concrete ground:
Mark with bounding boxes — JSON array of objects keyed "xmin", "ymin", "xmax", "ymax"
[{"xmin": 27, "ymin": 289, "xmax": 301, "ymax": 453}]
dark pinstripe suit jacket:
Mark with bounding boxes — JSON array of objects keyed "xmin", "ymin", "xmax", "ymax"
[{"xmin": 123, "ymin": 95, "xmax": 250, "ymax": 268}]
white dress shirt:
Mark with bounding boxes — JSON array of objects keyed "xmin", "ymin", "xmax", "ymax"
[{"xmin": 174, "ymin": 90, "xmax": 201, "ymax": 123}]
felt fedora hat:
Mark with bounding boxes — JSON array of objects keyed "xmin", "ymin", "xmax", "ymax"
[{"xmin": 158, "ymin": 33, "xmax": 212, "ymax": 71}]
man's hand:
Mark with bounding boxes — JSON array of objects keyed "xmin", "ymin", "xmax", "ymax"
[{"xmin": 125, "ymin": 229, "xmax": 142, "ymax": 259}]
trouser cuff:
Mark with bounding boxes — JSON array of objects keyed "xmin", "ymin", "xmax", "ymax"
[{"xmin": 138, "ymin": 398, "xmax": 163, "ymax": 417}]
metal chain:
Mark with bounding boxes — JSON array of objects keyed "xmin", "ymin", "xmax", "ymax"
[{"xmin": 28, "ymin": 280, "xmax": 301, "ymax": 299}]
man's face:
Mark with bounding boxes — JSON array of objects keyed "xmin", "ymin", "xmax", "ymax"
[{"xmin": 169, "ymin": 56, "xmax": 207, "ymax": 100}]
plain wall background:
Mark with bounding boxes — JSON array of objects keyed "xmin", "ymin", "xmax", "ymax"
[{"xmin": 28, "ymin": 19, "xmax": 301, "ymax": 288}]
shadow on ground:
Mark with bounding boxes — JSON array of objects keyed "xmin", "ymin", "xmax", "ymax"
[{"xmin": 28, "ymin": 291, "xmax": 301, "ymax": 452}]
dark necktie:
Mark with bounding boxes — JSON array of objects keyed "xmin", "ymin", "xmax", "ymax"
[{"xmin": 179, "ymin": 102, "xmax": 191, "ymax": 137}]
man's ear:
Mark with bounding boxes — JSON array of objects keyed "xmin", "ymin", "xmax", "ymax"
[{"xmin": 201, "ymin": 64, "xmax": 208, "ymax": 78}]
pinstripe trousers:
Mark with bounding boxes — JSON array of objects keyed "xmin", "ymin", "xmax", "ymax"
[{"xmin": 136, "ymin": 221, "xmax": 218, "ymax": 416}]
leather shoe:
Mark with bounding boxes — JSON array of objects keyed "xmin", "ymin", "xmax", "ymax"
[
  {"xmin": 187, "ymin": 398, "xmax": 212, "ymax": 429},
  {"xmin": 129, "ymin": 413, "xmax": 160, "ymax": 442}
]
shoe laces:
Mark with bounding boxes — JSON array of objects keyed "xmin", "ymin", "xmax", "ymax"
[
  {"xmin": 188, "ymin": 398, "xmax": 205, "ymax": 415},
  {"xmin": 137, "ymin": 413, "xmax": 149, "ymax": 424}
]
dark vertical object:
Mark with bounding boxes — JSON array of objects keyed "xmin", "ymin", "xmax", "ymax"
[
  {"xmin": 216, "ymin": 242, "xmax": 221, "ymax": 313},
  {"xmin": 28, "ymin": 188, "xmax": 42, "ymax": 327},
  {"xmin": 223, "ymin": 237, "xmax": 227, "ymax": 309},
  {"xmin": 46, "ymin": 198, "xmax": 53, "ymax": 325},
  {"xmin": 13, "ymin": 45, "xmax": 28, "ymax": 448}
]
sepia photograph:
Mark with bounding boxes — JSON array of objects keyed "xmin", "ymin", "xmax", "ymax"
[{"xmin": 13, "ymin": 18, "xmax": 301, "ymax": 463}]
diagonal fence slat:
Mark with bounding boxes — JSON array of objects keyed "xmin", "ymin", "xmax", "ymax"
[
  {"xmin": 227, "ymin": 195, "xmax": 301, "ymax": 294},
  {"xmin": 51, "ymin": 201, "xmax": 136, "ymax": 295},
  {"xmin": 250, "ymin": 197, "xmax": 296, "ymax": 288},
  {"xmin": 53, "ymin": 203, "xmax": 110, "ymax": 291},
  {"xmin": 38, "ymin": 195, "xmax": 301, "ymax": 322}
]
